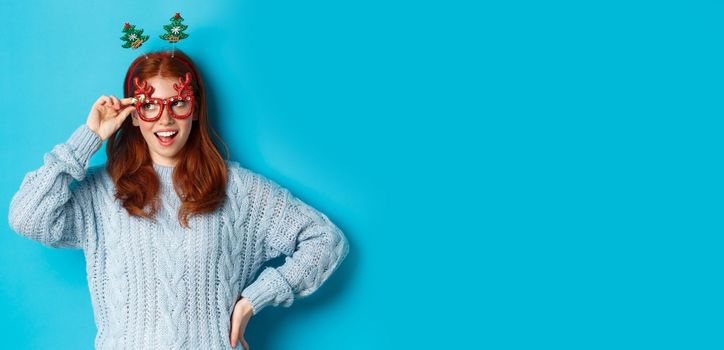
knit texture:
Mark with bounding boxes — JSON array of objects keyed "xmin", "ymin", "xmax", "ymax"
[{"xmin": 7, "ymin": 123, "xmax": 350, "ymax": 350}]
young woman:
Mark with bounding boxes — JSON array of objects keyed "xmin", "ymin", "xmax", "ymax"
[{"xmin": 8, "ymin": 49, "xmax": 349, "ymax": 350}]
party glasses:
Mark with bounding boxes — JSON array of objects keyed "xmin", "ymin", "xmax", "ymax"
[{"xmin": 131, "ymin": 72, "xmax": 195, "ymax": 122}]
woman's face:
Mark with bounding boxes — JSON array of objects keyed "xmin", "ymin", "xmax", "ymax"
[{"xmin": 131, "ymin": 75, "xmax": 197, "ymax": 167}]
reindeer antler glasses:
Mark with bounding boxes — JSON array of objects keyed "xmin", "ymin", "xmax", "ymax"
[{"xmin": 131, "ymin": 72, "xmax": 195, "ymax": 122}]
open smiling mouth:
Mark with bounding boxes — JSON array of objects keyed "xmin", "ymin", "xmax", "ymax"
[{"xmin": 154, "ymin": 131, "xmax": 178, "ymax": 146}]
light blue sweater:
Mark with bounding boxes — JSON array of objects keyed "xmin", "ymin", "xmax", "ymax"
[{"xmin": 7, "ymin": 123, "xmax": 350, "ymax": 349}]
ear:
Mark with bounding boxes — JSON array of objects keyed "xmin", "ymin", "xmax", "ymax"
[{"xmin": 131, "ymin": 111, "xmax": 139, "ymax": 126}]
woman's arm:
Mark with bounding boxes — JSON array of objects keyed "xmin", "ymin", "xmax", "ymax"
[
  {"xmin": 239, "ymin": 172, "xmax": 350, "ymax": 316},
  {"xmin": 7, "ymin": 124, "xmax": 103, "ymax": 250}
]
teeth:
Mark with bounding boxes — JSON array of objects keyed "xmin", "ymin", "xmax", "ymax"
[{"xmin": 155, "ymin": 131, "xmax": 177, "ymax": 137}]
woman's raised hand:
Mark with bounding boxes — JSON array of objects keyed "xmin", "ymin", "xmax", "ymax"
[{"xmin": 86, "ymin": 95, "xmax": 135, "ymax": 141}]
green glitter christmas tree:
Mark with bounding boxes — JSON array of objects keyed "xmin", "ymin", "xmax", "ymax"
[
  {"xmin": 159, "ymin": 12, "xmax": 189, "ymax": 43},
  {"xmin": 120, "ymin": 22, "xmax": 149, "ymax": 49}
]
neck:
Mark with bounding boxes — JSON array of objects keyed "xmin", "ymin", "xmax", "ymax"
[{"xmin": 153, "ymin": 162, "xmax": 174, "ymax": 184}]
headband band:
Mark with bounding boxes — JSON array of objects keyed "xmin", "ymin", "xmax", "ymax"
[
  {"xmin": 125, "ymin": 53, "xmax": 197, "ymax": 98},
  {"xmin": 121, "ymin": 13, "xmax": 193, "ymax": 97}
]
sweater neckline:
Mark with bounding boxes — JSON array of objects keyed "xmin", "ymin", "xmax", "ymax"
[{"xmin": 152, "ymin": 163, "xmax": 174, "ymax": 184}]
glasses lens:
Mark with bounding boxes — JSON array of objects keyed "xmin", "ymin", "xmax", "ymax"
[
  {"xmin": 170, "ymin": 99, "xmax": 193, "ymax": 118},
  {"xmin": 138, "ymin": 101, "xmax": 162, "ymax": 120}
]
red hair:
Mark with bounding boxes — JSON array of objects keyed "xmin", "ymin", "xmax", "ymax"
[{"xmin": 106, "ymin": 49, "xmax": 230, "ymax": 228}]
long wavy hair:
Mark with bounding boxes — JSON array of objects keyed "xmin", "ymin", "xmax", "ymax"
[{"xmin": 106, "ymin": 49, "xmax": 230, "ymax": 228}]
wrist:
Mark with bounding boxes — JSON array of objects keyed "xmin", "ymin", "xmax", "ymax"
[
  {"xmin": 85, "ymin": 123, "xmax": 102, "ymax": 141},
  {"xmin": 239, "ymin": 297, "xmax": 255, "ymax": 315}
]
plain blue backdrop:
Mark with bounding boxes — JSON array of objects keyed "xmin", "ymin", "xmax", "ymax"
[{"xmin": 1, "ymin": 0, "xmax": 723, "ymax": 349}]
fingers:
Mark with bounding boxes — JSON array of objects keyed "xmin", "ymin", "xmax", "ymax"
[
  {"xmin": 120, "ymin": 97, "xmax": 135, "ymax": 106},
  {"xmin": 242, "ymin": 337, "xmax": 249, "ymax": 350},
  {"xmin": 95, "ymin": 95, "xmax": 108, "ymax": 106},
  {"xmin": 93, "ymin": 96, "xmax": 112, "ymax": 114},
  {"xmin": 115, "ymin": 105, "xmax": 135, "ymax": 123},
  {"xmin": 110, "ymin": 96, "xmax": 121, "ymax": 110},
  {"xmin": 95, "ymin": 95, "xmax": 127, "ymax": 109},
  {"xmin": 230, "ymin": 317, "xmax": 239, "ymax": 348}
]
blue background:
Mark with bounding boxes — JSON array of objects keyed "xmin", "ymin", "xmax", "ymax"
[{"xmin": 1, "ymin": 0, "xmax": 722, "ymax": 349}]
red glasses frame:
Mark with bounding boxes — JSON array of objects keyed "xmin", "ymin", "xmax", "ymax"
[{"xmin": 132, "ymin": 72, "xmax": 195, "ymax": 122}]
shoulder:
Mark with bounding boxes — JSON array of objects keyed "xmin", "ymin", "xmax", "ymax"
[
  {"xmin": 225, "ymin": 159, "xmax": 253, "ymax": 185},
  {"xmin": 225, "ymin": 160, "xmax": 253, "ymax": 193},
  {"xmin": 224, "ymin": 160, "xmax": 287, "ymax": 200},
  {"xmin": 225, "ymin": 160, "xmax": 270, "ymax": 187}
]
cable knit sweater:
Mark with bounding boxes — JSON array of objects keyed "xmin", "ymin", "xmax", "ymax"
[{"xmin": 7, "ymin": 123, "xmax": 350, "ymax": 350}]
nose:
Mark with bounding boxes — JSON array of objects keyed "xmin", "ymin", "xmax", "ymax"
[{"xmin": 158, "ymin": 105, "xmax": 175, "ymax": 125}]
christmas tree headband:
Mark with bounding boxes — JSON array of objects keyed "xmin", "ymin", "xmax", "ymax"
[
  {"xmin": 120, "ymin": 12, "xmax": 189, "ymax": 58},
  {"xmin": 120, "ymin": 12, "xmax": 196, "ymax": 105}
]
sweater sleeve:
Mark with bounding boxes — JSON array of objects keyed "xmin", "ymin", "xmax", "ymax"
[
  {"xmin": 7, "ymin": 123, "xmax": 104, "ymax": 250},
  {"xmin": 240, "ymin": 172, "xmax": 350, "ymax": 316}
]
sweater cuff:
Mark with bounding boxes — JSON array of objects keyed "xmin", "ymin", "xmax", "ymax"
[
  {"xmin": 67, "ymin": 124, "xmax": 103, "ymax": 167},
  {"xmin": 240, "ymin": 267, "xmax": 294, "ymax": 316}
]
